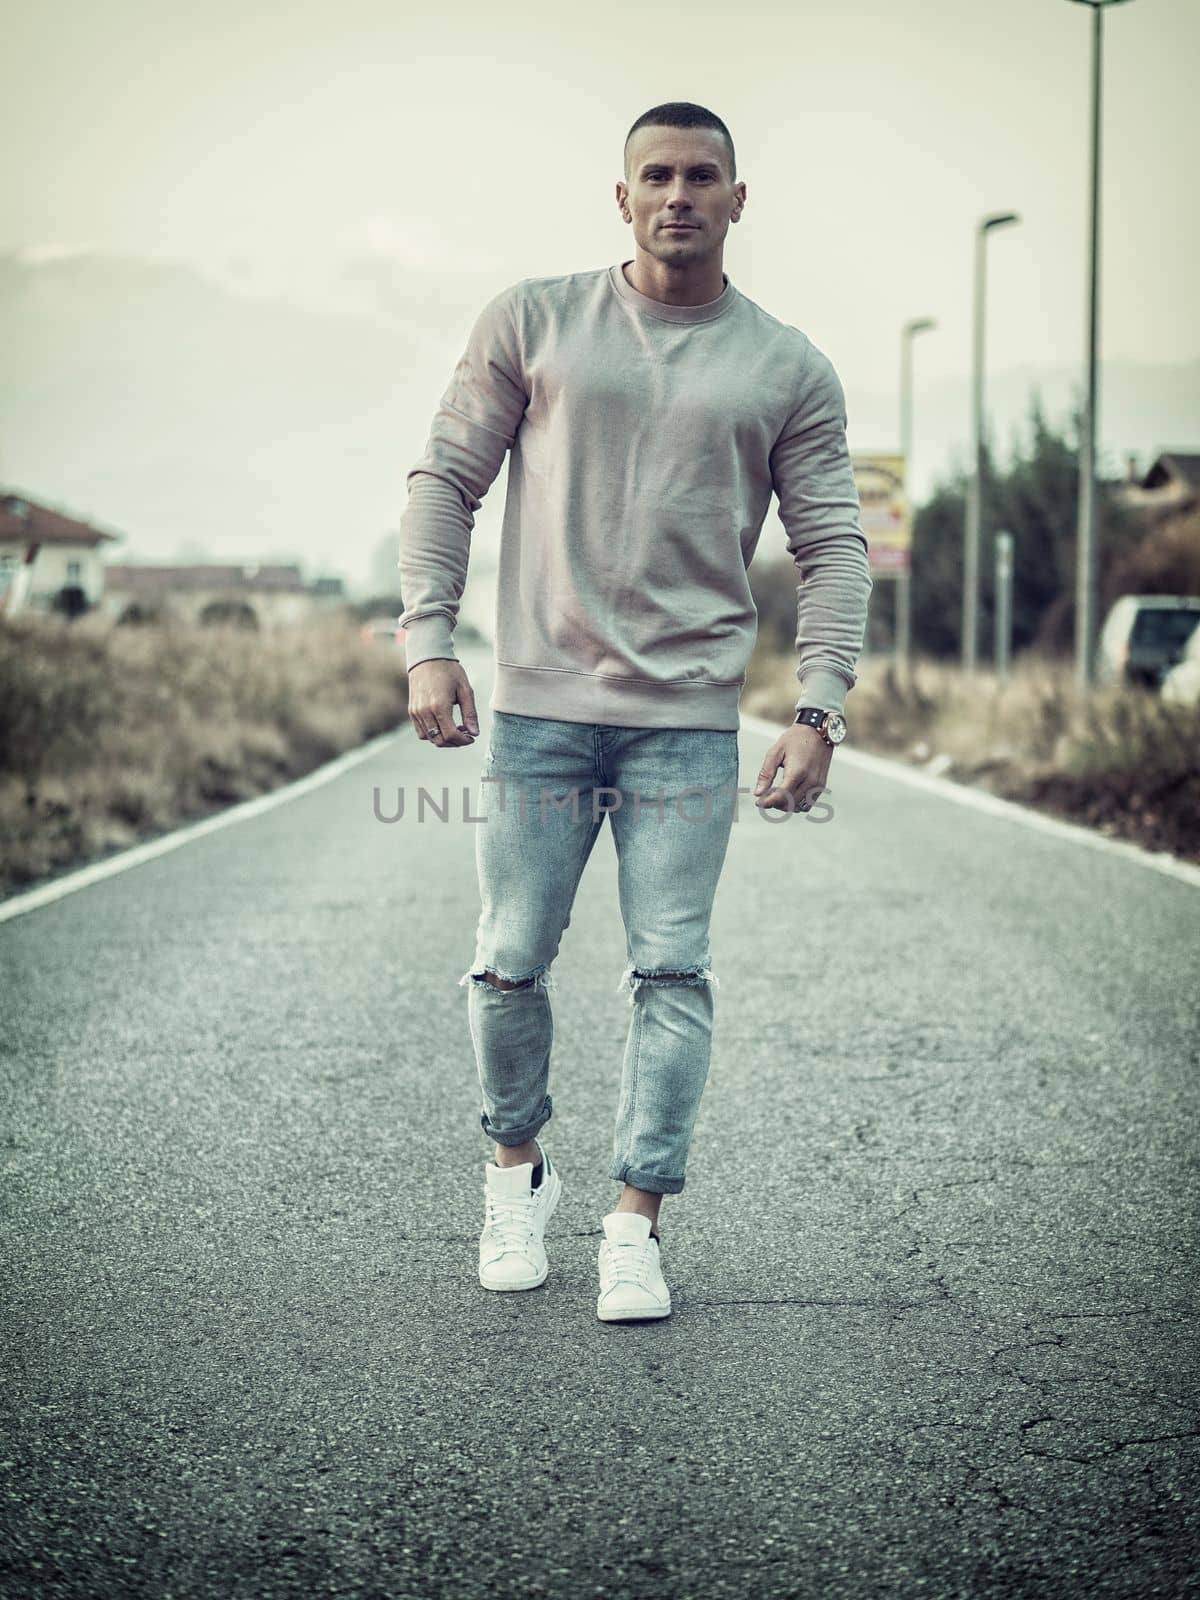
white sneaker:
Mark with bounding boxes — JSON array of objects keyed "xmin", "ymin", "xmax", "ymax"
[
  {"xmin": 478, "ymin": 1140, "xmax": 561, "ymax": 1292},
  {"xmin": 596, "ymin": 1211, "xmax": 672, "ymax": 1322}
]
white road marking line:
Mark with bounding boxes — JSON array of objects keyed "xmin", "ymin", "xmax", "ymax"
[
  {"xmin": 0, "ymin": 730, "xmax": 400, "ymax": 924},
  {"xmin": 4, "ymin": 707, "xmax": 1195, "ymax": 924},
  {"xmin": 741, "ymin": 712, "xmax": 1200, "ymax": 889}
]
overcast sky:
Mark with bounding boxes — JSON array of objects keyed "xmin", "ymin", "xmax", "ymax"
[{"xmin": 2, "ymin": 0, "xmax": 1196, "ymax": 488}]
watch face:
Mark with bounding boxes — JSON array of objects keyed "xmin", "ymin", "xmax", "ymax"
[{"xmin": 826, "ymin": 713, "xmax": 847, "ymax": 744}]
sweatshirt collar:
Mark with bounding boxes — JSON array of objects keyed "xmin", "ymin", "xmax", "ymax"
[{"xmin": 609, "ymin": 259, "xmax": 736, "ymax": 324}]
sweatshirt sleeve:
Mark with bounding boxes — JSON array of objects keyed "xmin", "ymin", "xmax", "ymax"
[
  {"xmin": 397, "ymin": 284, "xmax": 529, "ymax": 670},
  {"xmin": 769, "ymin": 341, "xmax": 874, "ymax": 718}
]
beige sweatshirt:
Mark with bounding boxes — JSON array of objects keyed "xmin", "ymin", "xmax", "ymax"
[{"xmin": 397, "ymin": 260, "xmax": 873, "ymax": 729}]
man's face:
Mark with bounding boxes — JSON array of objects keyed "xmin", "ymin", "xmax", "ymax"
[{"xmin": 617, "ymin": 126, "xmax": 745, "ymax": 266}]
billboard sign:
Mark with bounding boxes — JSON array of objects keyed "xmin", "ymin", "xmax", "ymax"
[{"xmin": 852, "ymin": 454, "xmax": 910, "ymax": 576}]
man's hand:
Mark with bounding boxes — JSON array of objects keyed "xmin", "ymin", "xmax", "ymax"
[
  {"xmin": 407, "ymin": 659, "xmax": 480, "ymax": 748},
  {"xmin": 753, "ymin": 724, "xmax": 833, "ymax": 814}
]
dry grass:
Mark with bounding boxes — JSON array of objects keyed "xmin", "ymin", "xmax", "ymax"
[
  {"xmin": 0, "ymin": 611, "xmax": 409, "ymax": 895},
  {"xmin": 6, "ymin": 615, "xmax": 1195, "ymax": 893},
  {"xmin": 744, "ymin": 645, "xmax": 1200, "ymax": 864}
]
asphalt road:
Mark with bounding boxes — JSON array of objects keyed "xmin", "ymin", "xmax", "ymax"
[{"xmin": 2, "ymin": 645, "xmax": 1198, "ymax": 1599}]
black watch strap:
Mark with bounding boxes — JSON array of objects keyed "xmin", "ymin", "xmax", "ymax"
[{"xmin": 794, "ymin": 706, "xmax": 829, "ymax": 734}]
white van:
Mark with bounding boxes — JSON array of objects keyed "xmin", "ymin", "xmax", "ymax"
[{"xmin": 1096, "ymin": 596, "xmax": 1200, "ymax": 689}]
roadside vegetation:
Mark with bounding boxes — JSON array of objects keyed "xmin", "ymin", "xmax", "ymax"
[
  {"xmin": 4, "ymin": 393, "xmax": 1197, "ymax": 894},
  {"xmin": 744, "ymin": 647, "xmax": 1200, "ymax": 863},
  {"xmin": 747, "ymin": 398, "xmax": 1200, "ymax": 864},
  {"xmin": 0, "ymin": 610, "xmax": 408, "ymax": 896}
]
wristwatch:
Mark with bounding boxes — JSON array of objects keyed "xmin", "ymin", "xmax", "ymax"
[{"xmin": 795, "ymin": 706, "xmax": 848, "ymax": 747}]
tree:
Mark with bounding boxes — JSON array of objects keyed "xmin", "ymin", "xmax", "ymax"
[
  {"xmin": 909, "ymin": 393, "xmax": 1143, "ymax": 661},
  {"xmin": 51, "ymin": 585, "xmax": 90, "ymax": 621}
]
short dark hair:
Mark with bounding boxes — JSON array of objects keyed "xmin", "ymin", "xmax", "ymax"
[{"xmin": 624, "ymin": 102, "xmax": 737, "ymax": 183}]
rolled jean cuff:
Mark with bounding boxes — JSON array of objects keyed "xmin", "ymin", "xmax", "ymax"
[
  {"xmin": 609, "ymin": 1160, "xmax": 685, "ymax": 1196},
  {"xmin": 481, "ymin": 1094, "xmax": 553, "ymax": 1147}
]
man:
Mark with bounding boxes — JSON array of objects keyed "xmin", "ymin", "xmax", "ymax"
[{"xmin": 397, "ymin": 101, "xmax": 872, "ymax": 1322}]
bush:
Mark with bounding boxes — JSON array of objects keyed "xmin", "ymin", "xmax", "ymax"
[
  {"xmin": 744, "ymin": 642, "xmax": 1200, "ymax": 862},
  {"xmin": 0, "ymin": 611, "xmax": 409, "ymax": 894}
]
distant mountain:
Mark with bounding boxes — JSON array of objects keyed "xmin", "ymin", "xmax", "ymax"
[
  {"xmin": 2, "ymin": 251, "xmax": 1196, "ymax": 592},
  {"xmin": 0, "ymin": 250, "xmax": 493, "ymax": 590}
]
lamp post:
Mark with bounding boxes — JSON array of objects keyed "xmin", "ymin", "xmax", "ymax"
[
  {"xmin": 963, "ymin": 210, "xmax": 1020, "ymax": 675},
  {"xmin": 1067, "ymin": 0, "xmax": 1134, "ymax": 693},
  {"xmin": 898, "ymin": 317, "xmax": 936, "ymax": 684}
]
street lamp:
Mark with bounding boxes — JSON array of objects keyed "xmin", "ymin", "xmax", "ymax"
[
  {"xmin": 963, "ymin": 211, "xmax": 1020, "ymax": 675},
  {"xmin": 898, "ymin": 316, "xmax": 936, "ymax": 683},
  {"xmin": 1067, "ymin": 0, "xmax": 1134, "ymax": 694}
]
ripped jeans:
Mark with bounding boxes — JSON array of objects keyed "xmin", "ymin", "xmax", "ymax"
[{"xmin": 458, "ymin": 710, "xmax": 740, "ymax": 1195}]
